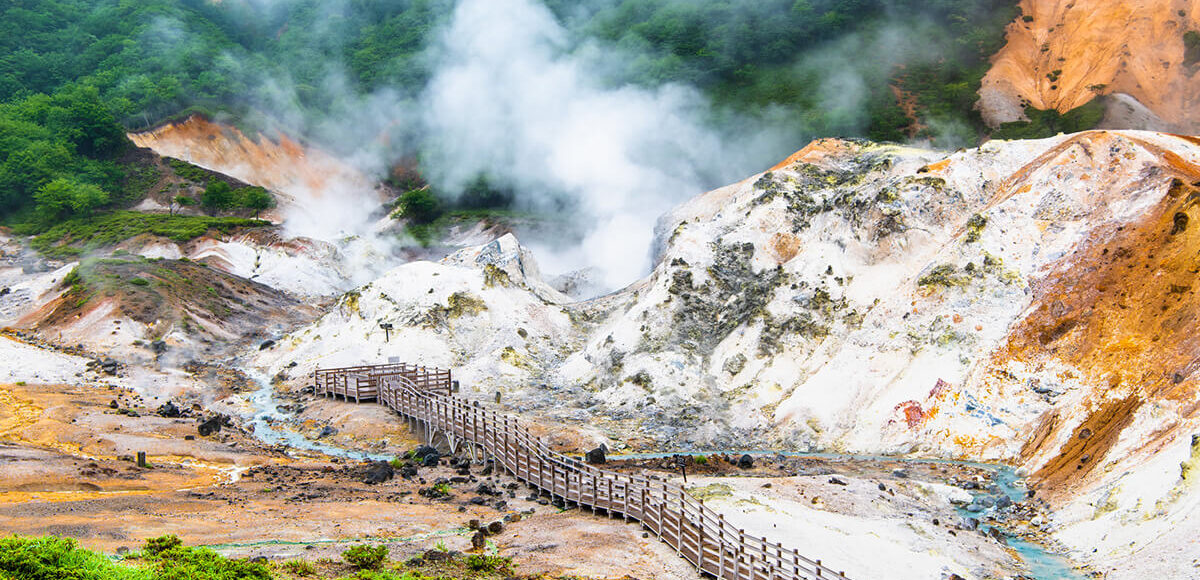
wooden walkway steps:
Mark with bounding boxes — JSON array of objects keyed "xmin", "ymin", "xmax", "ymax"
[{"xmin": 315, "ymin": 362, "xmax": 850, "ymax": 580}]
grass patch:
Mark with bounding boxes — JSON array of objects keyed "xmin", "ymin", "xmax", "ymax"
[
  {"xmin": 164, "ymin": 158, "xmax": 215, "ymax": 185},
  {"xmin": 0, "ymin": 535, "xmax": 150, "ymax": 580},
  {"xmin": 31, "ymin": 211, "xmax": 268, "ymax": 258}
]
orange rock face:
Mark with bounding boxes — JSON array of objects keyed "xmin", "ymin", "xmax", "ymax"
[
  {"xmin": 992, "ymin": 133, "xmax": 1200, "ymax": 495},
  {"xmin": 128, "ymin": 115, "xmax": 373, "ymax": 201},
  {"xmin": 980, "ymin": 0, "xmax": 1200, "ymax": 130}
]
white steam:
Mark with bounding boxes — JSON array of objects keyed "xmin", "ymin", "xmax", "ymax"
[{"xmin": 417, "ymin": 0, "xmax": 788, "ymax": 291}]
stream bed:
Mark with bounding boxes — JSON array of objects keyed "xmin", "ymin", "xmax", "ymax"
[
  {"xmin": 613, "ymin": 451, "xmax": 1084, "ymax": 580},
  {"xmin": 232, "ymin": 373, "xmax": 1082, "ymax": 579}
]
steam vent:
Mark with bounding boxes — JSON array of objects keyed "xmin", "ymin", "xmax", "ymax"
[{"xmin": 2, "ymin": 1, "xmax": 1198, "ymax": 579}]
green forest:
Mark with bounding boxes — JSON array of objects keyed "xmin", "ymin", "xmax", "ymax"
[{"xmin": 2, "ymin": 0, "xmax": 1100, "ymax": 231}]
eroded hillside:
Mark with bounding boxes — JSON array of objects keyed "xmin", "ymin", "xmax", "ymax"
[
  {"xmin": 980, "ymin": 0, "xmax": 1200, "ymax": 131},
  {"xmin": 129, "ymin": 116, "xmax": 373, "ymax": 204}
]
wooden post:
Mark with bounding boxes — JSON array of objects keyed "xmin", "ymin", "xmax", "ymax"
[
  {"xmin": 734, "ymin": 530, "xmax": 743, "ymax": 580},
  {"xmin": 136, "ymin": 451, "xmax": 147, "ymax": 468}
]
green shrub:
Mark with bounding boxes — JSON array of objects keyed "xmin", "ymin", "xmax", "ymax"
[
  {"xmin": 278, "ymin": 559, "xmax": 315, "ymax": 576},
  {"xmin": 693, "ymin": 455, "xmax": 708, "ymax": 465},
  {"xmin": 0, "ymin": 535, "xmax": 151, "ymax": 580},
  {"xmin": 395, "ymin": 188, "xmax": 441, "ymax": 224},
  {"xmin": 239, "ymin": 186, "xmax": 273, "ymax": 218},
  {"xmin": 143, "ymin": 534, "xmax": 182, "ymax": 557},
  {"xmin": 465, "ymin": 553, "xmax": 513, "ymax": 573},
  {"xmin": 341, "ymin": 544, "xmax": 388, "ymax": 570},
  {"xmin": 1186, "ymin": 30, "xmax": 1200, "ymax": 67},
  {"xmin": 130, "ymin": 277, "xmax": 149, "ymax": 286},
  {"xmin": 201, "ymin": 181, "xmax": 236, "ymax": 212},
  {"xmin": 150, "ymin": 546, "xmax": 271, "ymax": 580}
]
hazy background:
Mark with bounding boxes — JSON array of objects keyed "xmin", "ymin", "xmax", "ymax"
[{"xmin": 1, "ymin": 0, "xmax": 1018, "ymax": 292}]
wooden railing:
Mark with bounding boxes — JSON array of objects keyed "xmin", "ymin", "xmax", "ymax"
[
  {"xmin": 314, "ymin": 363, "xmax": 452, "ymax": 402},
  {"xmin": 315, "ymin": 363, "xmax": 849, "ymax": 580}
]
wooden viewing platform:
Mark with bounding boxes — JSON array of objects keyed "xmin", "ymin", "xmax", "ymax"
[{"xmin": 315, "ymin": 362, "xmax": 850, "ymax": 580}]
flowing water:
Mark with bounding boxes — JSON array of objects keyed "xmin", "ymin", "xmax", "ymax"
[{"xmin": 233, "ymin": 370, "xmax": 391, "ymax": 461}]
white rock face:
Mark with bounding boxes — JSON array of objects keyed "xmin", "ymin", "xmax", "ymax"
[
  {"xmin": 260, "ymin": 131, "xmax": 1200, "ymax": 576},
  {"xmin": 255, "ymin": 233, "xmax": 580, "ymax": 404}
]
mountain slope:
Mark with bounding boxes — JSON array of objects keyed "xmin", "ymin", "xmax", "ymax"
[
  {"xmin": 257, "ymin": 130, "xmax": 1199, "ymax": 577},
  {"xmin": 980, "ymin": 0, "xmax": 1200, "ymax": 131}
]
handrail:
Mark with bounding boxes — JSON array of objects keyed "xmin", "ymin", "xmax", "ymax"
[{"xmin": 315, "ymin": 363, "xmax": 849, "ymax": 580}]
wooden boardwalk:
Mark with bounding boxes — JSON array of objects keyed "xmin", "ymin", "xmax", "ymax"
[{"xmin": 315, "ymin": 362, "xmax": 849, "ymax": 580}]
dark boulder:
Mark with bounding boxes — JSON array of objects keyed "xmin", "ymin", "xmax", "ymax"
[
  {"xmin": 150, "ymin": 340, "xmax": 168, "ymax": 354},
  {"xmin": 259, "ymin": 339, "xmax": 276, "ymax": 350},
  {"xmin": 737, "ymin": 454, "xmax": 754, "ymax": 469},
  {"xmin": 100, "ymin": 358, "xmax": 120, "ymax": 375},
  {"xmin": 486, "ymin": 521, "xmax": 504, "ymax": 535},
  {"xmin": 156, "ymin": 401, "xmax": 182, "ymax": 418},
  {"xmin": 411, "ymin": 445, "xmax": 440, "ymax": 467},
  {"xmin": 828, "ymin": 476, "xmax": 848, "ymax": 486},
  {"xmin": 197, "ymin": 415, "xmax": 225, "ymax": 436},
  {"xmin": 585, "ymin": 446, "xmax": 607, "ymax": 465},
  {"xmin": 471, "ymin": 531, "xmax": 486, "ymax": 550},
  {"xmin": 363, "ymin": 461, "xmax": 394, "ymax": 484},
  {"xmin": 412, "ymin": 445, "xmax": 438, "ymax": 460},
  {"xmin": 399, "ymin": 465, "xmax": 418, "ymax": 479}
]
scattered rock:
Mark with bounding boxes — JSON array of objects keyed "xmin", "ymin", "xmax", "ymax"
[
  {"xmin": 471, "ymin": 531, "xmax": 486, "ymax": 550},
  {"xmin": 829, "ymin": 476, "xmax": 848, "ymax": 486},
  {"xmin": 156, "ymin": 401, "xmax": 182, "ymax": 418},
  {"xmin": 486, "ymin": 521, "xmax": 504, "ymax": 535},
  {"xmin": 362, "ymin": 461, "xmax": 394, "ymax": 484}
]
